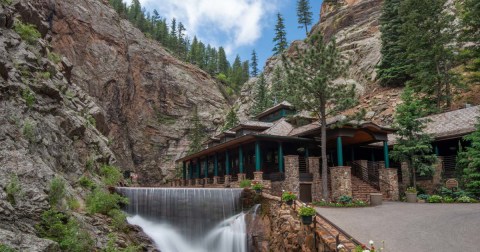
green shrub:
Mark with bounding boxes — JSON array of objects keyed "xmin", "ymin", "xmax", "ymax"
[
  {"xmin": 1, "ymin": 0, "xmax": 13, "ymax": 5},
  {"xmin": 85, "ymin": 189, "xmax": 128, "ymax": 215},
  {"xmin": 85, "ymin": 158, "xmax": 95, "ymax": 172},
  {"xmin": 282, "ymin": 191, "xmax": 297, "ymax": 201},
  {"xmin": 252, "ymin": 183, "xmax": 264, "ymax": 191},
  {"xmin": 417, "ymin": 194, "xmax": 430, "ymax": 201},
  {"xmin": 22, "ymin": 120, "xmax": 35, "ymax": 142},
  {"xmin": 48, "ymin": 177, "xmax": 66, "ymax": 207},
  {"xmin": 438, "ymin": 187, "xmax": 473, "ymax": 199},
  {"xmin": 37, "ymin": 71, "xmax": 51, "ymax": 80},
  {"xmin": 67, "ymin": 197, "xmax": 80, "ymax": 211},
  {"xmin": 428, "ymin": 195, "xmax": 443, "ymax": 203},
  {"xmin": 78, "ymin": 176, "xmax": 95, "ymax": 190},
  {"xmin": 239, "ymin": 179, "xmax": 251, "ymax": 188},
  {"xmin": 313, "ymin": 200, "xmax": 368, "ymax": 208},
  {"xmin": 22, "ymin": 88, "xmax": 36, "ymax": 108},
  {"xmin": 108, "ymin": 209, "xmax": 127, "ymax": 231},
  {"xmin": 47, "ymin": 52, "xmax": 62, "ymax": 64},
  {"xmin": 443, "ymin": 196, "xmax": 455, "ymax": 203},
  {"xmin": 100, "ymin": 165, "xmax": 123, "ymax": 186},
  {"xmin": 36, "ymin": 209, "xmax": 94, "ymax": 252},
  {"xmin": 0, "ymin": 244, "xmax": 16, "ymax": 252},
  {"xmin": 102, "ymin": 234, "xmax": 140, "ymax": 252},
  {"xmin": 406, "ymin": 187, "xmax": 417, "ymax": 193},
  {"xmin": 456, "ymin": 196, "xmax": 476, "ymax": 203},
  {"xmin": 298, "ymin": 206, "xmax": 316, "ymax": 217},
  {"xmin": 338, "ymin": 195, "xmax": 352, "ymax": 204},
  {"xmin": 13, "ymin": 20, "xmax": 41, "ymax": 44},
  {"xmin": 85, "ymin": 114, "xmax": 96, "ymax": 128},
  {"xmin": 5, "ymin": 174, "xmax": 21, "ymax": 205}
]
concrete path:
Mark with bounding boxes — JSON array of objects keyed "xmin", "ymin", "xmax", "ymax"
[{"xmin": 316, "ymin": 202, "xmax": 480, "ymax": 252}]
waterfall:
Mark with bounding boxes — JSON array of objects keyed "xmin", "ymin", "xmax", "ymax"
[{"xmin": 116, "ymin": 187, "xmax": 247, "ymax": 252}]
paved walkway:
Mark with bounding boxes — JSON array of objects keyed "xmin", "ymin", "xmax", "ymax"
[{"xmin": 316, "ymin": 202, "xmax": 480, "ymax": 252}]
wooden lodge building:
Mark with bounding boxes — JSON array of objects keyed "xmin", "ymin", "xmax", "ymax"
[{"xmin": 175, "ymin": 102, "xmax": 480, "ymax": 202}]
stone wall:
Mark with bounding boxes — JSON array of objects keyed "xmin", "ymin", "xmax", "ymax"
[
  {"xmin": 330, "ymin": 166, "xmax": 352, "ymax": 201},
  {"xmin": 284, "ymin": 155, "xmax": 300, "ymax": 197},
  {"xmin": 309, "ymin": 157, "xmax": 323, "ymax": 201},
  {"xmin": 400, "ymin": 158, "xmax": 444, "ymax": 194},
  {"xmin": 379, "ymin": 169, "xmax": 399, "ymax": 200}
]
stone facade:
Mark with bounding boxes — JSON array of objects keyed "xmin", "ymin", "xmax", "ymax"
[
  {"xmin": 401, "ymin": 157, "xmax": 444, "ymax": 194},
  {"xmin": 238, "ymin": 173, "xmax": 246, "ymax": 181},
  {"xmin": 330, "ymin": 166, "xmax": 352, "ymax": 201},
  {"xmin": 224, "ymin": 175, "xmax": 231, "ymax": 187},
  {"xmin": 284, "ymin": 155, "xmax": 300, "ymax": 197},
  {"xmin": 379, "ymin": 168, "xmax": 399, "ymax": 200},
  {"xmin": 253, "ymin": 171, "xmax": 263, "ymax": 181},
  {"xmin": 309, "ymin": 157, "xmax": 323, "ymax": 201},
  {"xmin": 213, "ymin": 176, "xmax": 219, "ymax": 184}
]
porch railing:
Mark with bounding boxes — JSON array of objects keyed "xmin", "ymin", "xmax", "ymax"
[{"xmin": 351, "ymin": 160, "xmax": 380, "ymax": 190}]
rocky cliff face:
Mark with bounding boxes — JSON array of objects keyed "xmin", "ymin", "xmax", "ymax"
[{"xmin": 16, "ymin": 0, "xmax": 229, "ymax": 185}]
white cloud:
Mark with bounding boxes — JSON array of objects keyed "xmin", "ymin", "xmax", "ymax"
[{"xmin": 127, "ymin": 0, "xmax": 280, "ymax": 56}]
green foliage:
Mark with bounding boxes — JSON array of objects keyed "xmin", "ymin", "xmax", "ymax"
[
  {"xmin": 215, "ymin": 73, "xmax": 229, "ymax": 84},
  {"xmin": 271, "ymin": 66, "xmax": 288, "ymax": 104},
  {"xmin": 250, "ymin": 50, "xmax": 259, "ymax": 77},
  {"xmin": 36, "ymin": 209, "xmax": 94, "ymax": 252},
  {"xmin": 239, "ymin": 179, "xmax": 252, "ymax": 188},
  {"xmin": 37, "ymin": 71, "xmax": 51, "ymax": 80},
  {"xmin": 283, "ymin": 32, "xmax": 356, "ymax": 200},
  {"xmin": 22, "ymin": 88, "xmax": 36, "ymax": 108},
  {"xmin": 406, "ymin": 186, "xmax": 417, "ymax": 193},
  {"xmin": 49, "ymin": 177, "xmax": 66, "ymax": 207},
  {"xmin": 85, "ymin": 158, "xmax": 95, "ymax": 172},
  {"xmin": 438, "ymin": 187, "xmax": 473, "ymax": 199},
  {"xmin": 108, "ymin": 209, "xmax": 128, "ymax": 231},
  {"xmin": 252, "ymin": 183, "xmax": 264, "ymax": 191},
  {"xmin": 85, "ymin": 114, "xmax": 96, "ymax": 128},
  {"xmin": 417, "ymin": 194, "xmax": 430, "ymax": 201},
  {"xmin": 78, "ymin": 176, "xmax": 96, "ymax": 190},
  {"xmin": 156, "ymin": 112, "xmax": 176, "ymax": 125},
  {"xmin": 428, "ymin": 195, "xmax": 442, "ymax": 203},
  {"xmin": 102, "ymin": 233, "xmax": 140, "ymax": 252},
  {"xmin": 0, "ymin": 244, "xmax": 16, "ymax": 252},
  {"xmin": 47, "ymin": 52, "xmax": 62, "ymax": 64},
  {"xmin": 272, "ymin": 13, "xmax": 288, "ymax": 55},
  {"xmin": 13, "ymin": 20, "xmax": 41, "ymax": 45},
  {"xmin": 296, "ymin": 0, "xmax": 313, "ymax": 36},
  {"xmin": 85, "ymin": 189, "xmax": 128, "ymax": 215},
  {"xmin": 282, "ymin": 191, "xmax": 297, "ymax": 201},
  {"xmin": 338, "ymin": 195, "xmax": 352, "ymax": 204},
  {"xmin": 390, "ymin": 87, "xmax": 437, "ymax": 188},
  {"xmin": 222, "ymin": 106, "xmax": 239, "ymax": 131},
  {"xmin": 459, "ymin": 0, "xmax": 480, "ymax": 84},
  {"xmin": 457, "ymin": 117, "xmax": 480, "ymax": 197},
  {"xmin": 100, "ymin": 165, "xmax": 123, "ymax": 186},
  {"xmin": 5, "ymin": 174, "xmax": 21, "ymax": 205},
  {"xmin": 188, "ymin": 108, "xmax": 205, "ymax": 154},
  {"xmin": 443, "ymin": 196, "xmax": 455, "ymax": 203},
  {"xmin": 251, "ymin": 73, "xmax": 272, "ymax": 115},
  {"xmin": 313, "ymin": 200, "xmax": 368, "ymax": 208},
  {"xmin": 298, "ymin": 206, "xmax": 316, "ymax": 217},
  {"xmin": 67, "ymin": 197, "xmax": 80, "ymax": 211},
  {"xmin": 456, "ymin": 196, "xmax": 477, "ymax": 203},
  {"xmin": 22, "ymin": 119, "xmax": 35, "ymax": 143},
  {"xmin": 1, "ymin": 0, "xmax": 13, "ymax": 5}
]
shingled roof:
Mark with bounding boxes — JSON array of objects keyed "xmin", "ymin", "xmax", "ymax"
[
  {"xmin": 423, "ymin": 105, "xmax": 479, "ymax": 140},
  {"xmin": 261, "ymin": 118, "xmax": 294, "ymax": 136},
  {"xmin": 230, "ymin": 121, "xmax": 274, "ymax": 131},
  {"xmin": 255, "ymin": 101, "xmax": 294, "ymax": 120}
]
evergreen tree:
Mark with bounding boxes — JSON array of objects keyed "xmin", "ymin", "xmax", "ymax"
[
  {"xmin": 296, "ymin": 0, "xmax": 313, "ymax": 36},
  {"xmin": 188, "ymin": 108, "xmax": 205, "ymax": 154},
  {"xmin": 251, "ymin": 50, "xmax": 259, "ymax": 77},
  {"xmin": 399, "ymin": 0, "xmax": 457, "ymax": 109},
  {"xmin": 283, "ymin": 33, "xmax": 356, "ymax": 200},
  {"xmin": 189, "ymin": 36, "xmax": 199, "ymax": 64},
  {"xmin": 242, "ymin": 60, "xmax": 250, "ymax": 84},
  {"xmin": 271, "ymin": 66, "xmax": 287, "ymax": 104},
  {"xmin": 223, "ymin": 106, "xmax": 240, "ymax": 131},
  {"xmin": 251, "ymin": 73, "xmax": 272, "ymax": 115},
  {"xmin": 460, "ymin": 0, "xmax": 480, "ymax": 84},
  {"xmin": 457, "ymin": 117, "xmax": 480, "ymax": 197},
  {"xmin": 218, "ymin": 47, "xmax": 229, "ymax": 75},
  {"xmin": 169, "ymin": 18, "xmax": 178, "ymax": 49},
  {"xmin": 229, "ymin": 55, "xmax": 244, "ymax": 91},
  {"xmin": 377, "ymin": 0, "xmax": 410, "ymax": 87},
  {"xmin": 390, "ymin": 87, "xmax": 437, "ymax": 188},
  {"xmin": 273, "ymin": 13, "xmax": 288, "ymax": 55},
  {"xmin": 177, "ymin": 22, "xmax": 186, "ymax": 58}
]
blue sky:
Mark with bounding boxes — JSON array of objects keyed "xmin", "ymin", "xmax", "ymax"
[{"xmin": 130, "ymin": 0, "xmax": 323, "ymax": 71}]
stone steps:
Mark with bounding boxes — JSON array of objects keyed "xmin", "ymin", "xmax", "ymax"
[{"xmin": 351, "ymin": 176, "xmax": 383, "ymax": 201}]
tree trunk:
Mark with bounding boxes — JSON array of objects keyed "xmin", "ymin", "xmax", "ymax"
[
  {"xmin": 304, "ymin": 24, "xmax": 308, "ymax": 36},
  {"xmin": 435, "ymin": 63, "xmax": 442, "ymax": 110},
  {"xmin": 320, "ymin": 104, "xmax": 329, "ymax": 201},
  {"xmin": 411, "ymin": 159, "xmax": 417, "ymax": 189}
]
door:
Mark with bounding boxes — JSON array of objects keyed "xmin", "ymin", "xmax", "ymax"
[{"xmin": 299, "ymin": 183, "xmax": 312, "ymax": 202}]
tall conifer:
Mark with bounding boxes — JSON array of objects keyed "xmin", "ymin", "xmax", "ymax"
[
  {"xmin": 296, "ymin": 0, "xmax": 313, "ymax": 36},
  {"xmin": 273, "ymin": 13, "xmax": 288, "ymax": 55}
]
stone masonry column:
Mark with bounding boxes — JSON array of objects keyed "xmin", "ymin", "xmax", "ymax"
[
  {"xmin": 330, "ymin": 166, "xmax": 352, "ymax": 201},
  {"xmin": 253, "ymin": 171, "xmax": 263, "ymax": 181},
  {"xmin": 309, "ymin": 157, "xmax": 322, "ymax": 201},
  {"xmin": 204, "ymin": 178, "xmax": 209, "ymax": 186},
  {"xmin": 224, "ymin": 175, "xmax": 231, "ymax": 187},
  {"xmin": 432, "ymin": 157, "xmax": 444, "ymax": 187},
  {"xmin": 213, "ymin": 176, "xmax": 219, "ymax": 184},
  {"xmin": 379, "ymin": 168, "xmax": 399, "ymax": 200},
  {"xmin": 195, "ymin": 178, "xmax": 202, "ymax": 187},
  {"xmin": 284, "ymin": 155, "xmax": 300, "ymax": 197},
  {"xmin": 238, "ymin": 173, "xmax": 246, "ymax": 181}
]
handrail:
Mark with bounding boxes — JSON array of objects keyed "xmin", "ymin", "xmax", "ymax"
[{"xmin": 351, "ymin": 160, "xmax": 380, "ymax": 190}]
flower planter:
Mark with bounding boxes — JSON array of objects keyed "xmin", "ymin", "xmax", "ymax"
[
  {"xmin": 370, "ymin": 193, "xmax": 383, "ymax": 206},
  {"xmin": 406, "ymin": 192, "xmax": 417, "ymax": 203},
  {"xmin": 301, "ymin": 215, "xmax": 313, "ymax": 225},
  {"xmin": 286, "ymin": 200, "xmax": 293, "ymax": 206}
]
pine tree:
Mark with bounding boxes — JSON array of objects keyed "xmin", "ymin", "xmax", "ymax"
[
  {"xmin": 177, "ymin": 22, "xmax": 186, "ymax": 58},
  {"xmin": 223, "ymin": 107, "xmax": 240, "ymax": 131},
  {"xmin": 218, "ymin": 47, "xmax": 229, "ymax": 75},
  {"xmin": 271, "ymin": 66, "xmax": 287, "ymax": 104},
  {"xmin": 457, "ymin": 117, "xmax": 480, "ymax": 196},
  {"xmin": 242, "ymin": 60, "xmax": 250, "ymax": 84},
  {"xmin": 399, "ymin": 0, "xmax": 457, "ymax": 109},
  {"xmin": 283, "ymin": 33, "xmax": 357, "ymax": 200},
  {"xmin": 251, "ymin": 50, "xmax": 259, "ymax": 77},
  {"xmin": 460, "ymin": 0, "xmax": 480, "ymax": 84},
  {"xmin": 229, "ymin": 55, "xmax": 244, "ymax": 91},
  {"xmin": 296, "ymin": 0, "xmax": 313, "ymax": 36},
  {"xmin": 169, "ymin": 18, "xmax": 178, "ymax": 50},
  {"xmin": 390, "ymin": 87, "xmax": 437, "ymax": 188},
  {"xmin": 377, "ymin": 0, "xmax": 410, "ymax": 87},
  {"xmin": 251, "ymin": 73, "xmax": 272, "ymax": 115},
  {"xmin": 188, "ymin": 108, "xmax": 205, "ymax": 154},
  {"xmin": 273, "ymin": 13, "xmax": 288, "ymax": 55}
]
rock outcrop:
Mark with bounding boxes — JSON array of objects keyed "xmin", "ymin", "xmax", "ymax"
[{"xmin": 14, "ymin": 0, "xmax": 229, "ymax": 184}]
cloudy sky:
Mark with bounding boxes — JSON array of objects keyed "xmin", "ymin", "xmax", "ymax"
[{"xmin": 130, "ymin": 0, "xmax": 323, "ymax": 70}]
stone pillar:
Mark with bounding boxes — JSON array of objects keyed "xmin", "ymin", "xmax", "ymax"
[
  {"xmin": 224, "ymin": 175, "xmax": 231, "ymax": 187},
  {"xmin": 213, "ymin": 176, "xmax": 219, "ymax": 184},
  {"xmin": 401, "ymin": 162, "xmax": 410, "ymax": 187},
  {"xmin": 253, "ymin": 171, "xmax": 263, "ymax": 181},
  {"xmin": 330, "ymin": 166, "xmax": 352, "ymax": 201},
  {"xmin": 379, "ymin": 168, "xmax": 399, "ymax": 201},
  {"xmin": 188, "ymin": 179, "xmax": 192, "ymax": 186},
  {"xmin": 285, "ymin": 155, "xmax": 300, "ymax": 197},
  {"xmin": 309, "ymin": 157, "xmax": 322, "ymax": 201},
  {"xmin": 238, "ymin": 173, "xmax": 246, "ymax": 181},
  {"xmin": 204, "ymin": 178, "xmax": 209, "ymax": 186},
  {"xmin": 432, "ymin": 156, "xmax": 444, "ymax": 187},
  {"xmin": 195, "ymin": 178, "xmax": 202, "ymax": 186}
]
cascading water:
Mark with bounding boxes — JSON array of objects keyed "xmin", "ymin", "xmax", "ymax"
[{"xmin": 116, "ymin": 187, "xmax": 248, "ymax": 252}]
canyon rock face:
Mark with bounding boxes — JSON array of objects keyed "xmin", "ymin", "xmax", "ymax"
[{"xmin": 16, "ymin": 0, "xmax": 229, "ymax": 184}]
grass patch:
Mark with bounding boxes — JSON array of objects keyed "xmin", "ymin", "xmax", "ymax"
[
  {"xmin": 108, "ymin": 209, "xmax": 128, "ymax": 231},
  {"xmin": 36, "ymin": 209, "xmax": 94, "ymax": 252},
  {"xmin": 22, "ymin": 88, "xmax": 36, "ymax": 108},
  {"xmin": 313, "ymin": 199, "xmax": 368, "ymax": 208},
  {"xmin": 37, "ymin": 71, "xmax": 51, "ymax": 80},
  {"xmin": 13, "ymin": 20, "xmax": 41, "ymax": 45},
  {"xmin": 0, "ymin": 244, "xmax": 16, "ymax": 252},
  {"xmin": 5, "ymin": 174, "xmax": 21, "ymax": 205},
  {"xmin": 48, "ymin": 177, "xmax": 66, "ymax": 207},
  {"xmin": 100, "ymin": 165, "xmax": 123, "ymax": 186},
  {"xmin": 85, "ymin": 188, "xmax": 128, "ymax": 215},
  {"xmin": 47, "ymin": 52, "xmax": 62, "ymax": 64},
  {"xmin": 156, "ymin": 112, "xmax": 176, "ymax": 125},
  {"xmin": 102, "ymin": 234, "xmax": 140, "ymax": 252},
  {"xmin": 78, "ymin": 176, "xmax": 96, "ymax": 190},
  {"xmin": 85, "ymin": 114, "xmax": 96, "ymax": 128},
  {"xmin": 22, "ymin": 120, "xmax": 35, "ymax": 143},
  {"xmin": 85, "ymin": 158, "xmax": 95, "ymax": 172},
  {"xmin": 239, "ymin": 179, "xmax": 251, "ymax": 188},
  {"xmin": 67, "ymin": 197, "xmax": 81, "ymax": 211}
]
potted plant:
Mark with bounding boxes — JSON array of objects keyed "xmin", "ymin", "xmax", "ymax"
[
  {"xmin": 252, "ymin": 183, "xmax": 264, "ymax": 194},
  {"xmin": 239, "ymin": 179, "xmax": 252, "ymax": 188},
  {"xmin": 298, "ymin": 205, "xmax": 316, "ymax": 225},
  {"xmin": 282, "ymin": 191, "xmax": 297, "ymax": 205},
  {"xmin": 405, "ymin": 187, "xmax": 417, "ymax": 203}
]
